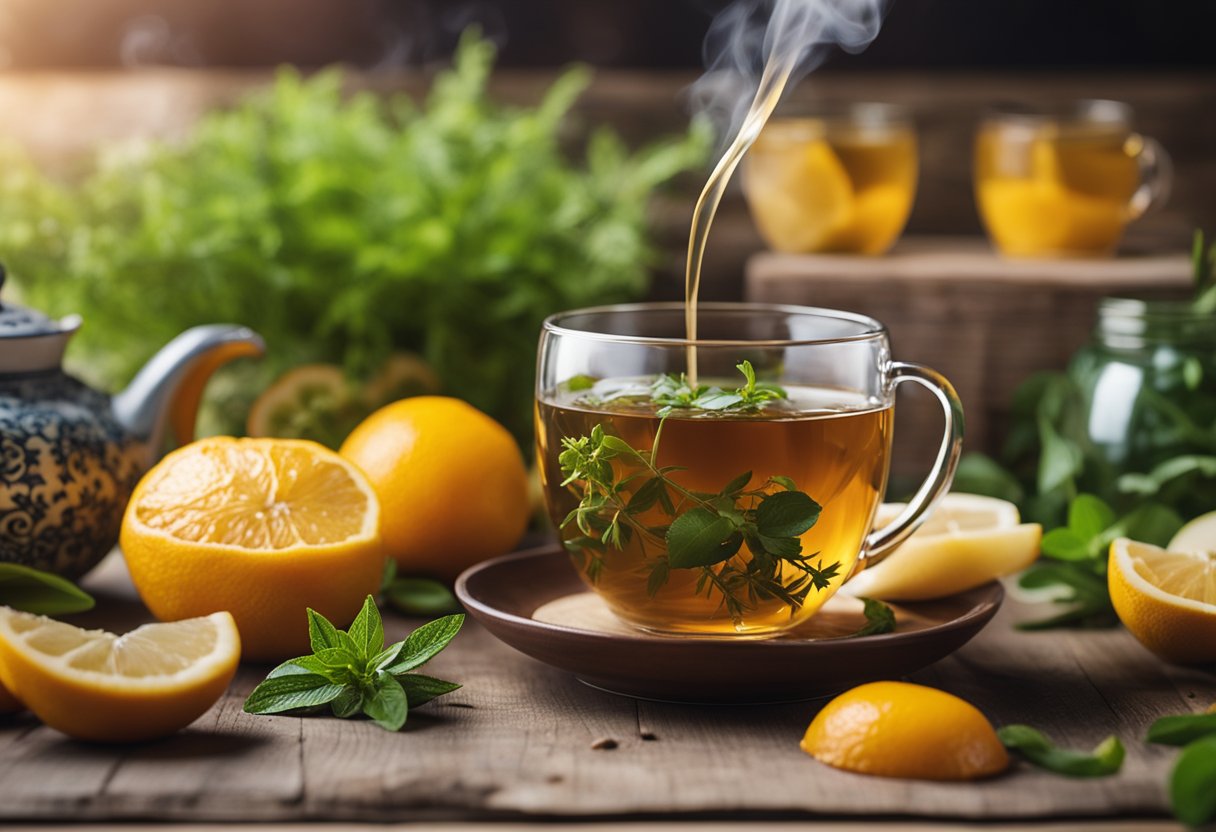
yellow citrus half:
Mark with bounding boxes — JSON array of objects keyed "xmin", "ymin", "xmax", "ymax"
[
  {"xmin": 0, "ymin": 607, "xmax": 239, "ymax": 742},
  {"xmin": 844, "ymin": 494, "xmax": 1041, "ymax": 601},
  {"xmin": 121, "ymin": 437, "xmax": 383, "ymax": 661},
  {"xmin": 1109, "ymin": 537, "xmax": 1216, "ymax": 665},
  {"xmin": 340, "ymin": 396, "xmax": 528, "ymax": 582},
  {"xmin": 801, "ymin": 681, "xmax": 1008, "ymax": 780}
]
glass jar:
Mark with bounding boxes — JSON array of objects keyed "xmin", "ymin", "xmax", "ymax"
[{"xmin": 1068, "ymin": 297, "xmax": 1216, "ymax": 515}]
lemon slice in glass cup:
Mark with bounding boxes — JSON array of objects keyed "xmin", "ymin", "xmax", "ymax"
[
  {"xmin": 0, "ymin": 609, "xmax": 239, "ymax": 742},
  {"xmin": 843, "ymin": 493, "xmax": 1042, "ymax": 601}
]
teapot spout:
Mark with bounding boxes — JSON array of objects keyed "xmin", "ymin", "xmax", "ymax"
[{"xmin": 113, "ymin": 325, "xmax": 265, "ymax": 459}]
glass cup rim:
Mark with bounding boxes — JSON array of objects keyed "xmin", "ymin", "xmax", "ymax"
[
  {"xmin": 980, "ymin": 98, "xmax": 1134, "ymax": 127},
  {"xmin": 540, "ymin": 301, "xmax": 888, "ymax": 348}
]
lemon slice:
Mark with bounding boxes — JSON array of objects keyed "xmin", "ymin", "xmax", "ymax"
[
  {"xmin": 0, "ymin": 608, "xmax": 239, "ymax": 742},
  {"xmin": 121, "ymin": 437, "xmax": 384, "ymax": 660},
  {"xmin": 1169, "ymin": 511, "xmax": 1216, "ymax": 555},
  {"xmin": 843, "ymin": 493, "xmax": 1041, "ymax": 601},
  {"xmin": 744, "ymin": 123, "xmax": 855, "ymax": 253},
  {"xmin": 1109, "ymin": 538, "xmax": 1216, "ymax": 665}
]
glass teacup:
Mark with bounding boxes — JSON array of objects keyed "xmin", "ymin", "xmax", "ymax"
[
  {"xmin": 535, "ymin": 302, "xmax": 963, "ymax": 637},
  {"xmin": 974, "ymin": 99, "xmax": 1171, "ymax": 257}
]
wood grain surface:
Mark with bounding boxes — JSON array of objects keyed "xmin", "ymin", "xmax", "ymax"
[{"xmin": 0, "ymin": 553, "xmax": 1212, "ymax": 824}]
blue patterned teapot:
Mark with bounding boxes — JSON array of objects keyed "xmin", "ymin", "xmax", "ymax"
[{"xmin": 0, "ymin": 268, "xmax": 264, "ymax": 578}]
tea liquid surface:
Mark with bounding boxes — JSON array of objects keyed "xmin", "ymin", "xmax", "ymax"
[{"xmin": 537, "ymin": 379, "xmax": 892, "ymax": 635}]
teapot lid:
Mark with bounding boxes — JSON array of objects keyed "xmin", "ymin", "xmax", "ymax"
[{"xmin": 0, "ymin": 265, "xmax": 82, "ymax": 373}]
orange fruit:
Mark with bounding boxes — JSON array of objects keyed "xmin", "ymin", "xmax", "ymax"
[
  {"xmin": 0, "ymin": 608, "xmax": 239, "ymax": 742},
  {"xmin": 121, "ymin": 437, "xmax": 383, "ymax": 661},
  {"xmin": 340, "ymin": 396, "xmax": 528, "ymax": 581},
  {"xmin": 801, "ymin": 681, "xmax": 1008, "ymax": 780},
  {"xmin": 1108, "ymin": 538, "xmax": 1216, "ymax": 665}
]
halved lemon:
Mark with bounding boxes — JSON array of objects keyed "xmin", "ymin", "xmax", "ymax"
[
  {"xmin": 246, "ymin": 363, "xmax": 356, "ymax": 448},
  {"xmin": 843, "ymin": 493, "xmax": 1041, "ymax": 601},
  {"xmin": 121, "ymin": 437, "xmax": 383, "ymax": 661},
  {"xmin": 1109, "ymin": 538, "xmax": 1216, "ymax": 665},
  {"xmin": 0, "ymin": 608, "xmax": 239, "ymax": 742}
]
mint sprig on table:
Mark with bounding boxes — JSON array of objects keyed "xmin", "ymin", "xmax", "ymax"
[
  {"xmin": 243, "ymin": 596, "xmax": 463, "ymax": 732},
  {"xmin": 0, "ymin": 563, "xmax": 94, "ymax": 615},
  {"xmin": 559, "ymin": 362, "xmax": 838, "ymax": 624},
  {"xmin": 1147, "ymin": 712, "xmax": 1216, "ymax": 826}
]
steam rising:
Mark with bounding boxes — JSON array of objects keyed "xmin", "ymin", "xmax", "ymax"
[{"xmin": 692, "ymin": 0, "xmax": 887, "ymax": 143}]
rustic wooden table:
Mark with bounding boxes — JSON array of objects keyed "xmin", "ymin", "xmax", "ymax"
[{"xmin": 0, "ymin": 554, "xmax": 1211, "ymax": 828}]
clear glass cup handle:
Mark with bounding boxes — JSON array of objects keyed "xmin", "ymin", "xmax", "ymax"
[
  {"xmin": 1127, "ymin": 133, "xmax": 1172, "ymax": 219},
  {"xmin": 857, "ymin": 361, "xmax": 965, "ymax": 573}
]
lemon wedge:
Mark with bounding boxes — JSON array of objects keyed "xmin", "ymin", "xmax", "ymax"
[
  {"xmin": 843, "ymin": 493, "xmax": 1041, "ymax": 601},
  {"xmin": 0, "ymin": 608, "xmax": 239, "ymax": 742},
  {"xmin": 1109, "ymin": 538, "xmax": 1216, "ymax": 665},
  {"xmin": 1169, "ymin": 511, "xmax": 1216, "ymax": 555}
]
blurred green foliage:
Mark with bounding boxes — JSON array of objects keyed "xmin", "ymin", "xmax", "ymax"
[{"xmin": 0, "ymin": 30, "xmax": 710, "ymax": 445}]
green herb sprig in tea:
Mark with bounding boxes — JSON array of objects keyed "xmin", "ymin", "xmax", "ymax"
[{"xmin": 557, "ymin": 361, "xmax": 840, "ymax": 624}]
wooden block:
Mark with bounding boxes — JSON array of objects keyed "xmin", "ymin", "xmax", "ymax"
[{"xmin": 745, "ymin": 238, "xmax": 1193, "ymax": 478}]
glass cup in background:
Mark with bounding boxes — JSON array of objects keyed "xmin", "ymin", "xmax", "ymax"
[
  {"xmin": 742, "ymin": 102, "xmax": 918, "ymax": 256},
  {"xmin": 974, "ymin": 100, "xmax": 1172, "ymax": 258},
  {"xmin": 535, "ymin": 303, "xmax": 963, "ymax": 637}
]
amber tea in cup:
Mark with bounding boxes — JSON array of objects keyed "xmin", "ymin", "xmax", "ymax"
[
  {"xmin": 743, "ymin": 103, "xmax": 917, "ymax": 255},
  {"xmin": 974, "ymin": 100, "xmax": 1171, "ymax": 257},
  {"xmin": 535, "ymin": 303, "xmax": 963, "ymax": 637}
]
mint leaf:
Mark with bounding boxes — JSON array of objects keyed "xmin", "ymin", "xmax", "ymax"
[
  {"xmin": 399, "ymin": 674, "xmax": 462, "ymax": 708},
  {"xmin": 244, "ymin": 674, "xmax": 345, "ymax": 715},
  {"xmin": 998, "ymin": 725, "xmax": 1124, "ymax": 777},
  {"xmin": 307, "ymin": 608, "xmax": 343, "ymax": 652},
  {"xmin": 755, "ymin": 490, "xmax": 821, "ymax": 538},
  {"xmin": 346, "ymin": 595, "xmax": 384, "ymax": 661},
  {"xmin": 1147, "ymin": 713, "xmax": 1216, "ymax": 747},
  {"xmin": 0, "ymin": 564, "xmax": 94, "ymax": 615},
  {"xmin": 385, "ymin": 614, "xmax": 465, "ymax": 675},
  {"xmin": 853, "ymin": 598, "xmax": 895, "ymax": 636},
  {"xmin": 267, "ymin": 654, "xmax": 350, "ymax": 683},
  {"xmin": 362, "ymin": 673, "xmax": 408, "ymax": 731},
  {"xmin": 331, "ymin": 686, "xmax": 363, "ymax": 718},
  {"xmin": 1170, "ymin": 735, "xmax": 1216, "ymax": 827},
  {"xmin": 1040, "ymin": 528, "xmax": 1091, "ymax": 561},
  {"xmin": 1067, "ymin": 494, "xmax": 1116, "ymax": 541},
  {"xmin": 665, "ymin": 508, "xmax": 741, "ymax": 568},
  {"xmin": 386, "ymin": 578, "xmax": 460, "ymax": 616}
]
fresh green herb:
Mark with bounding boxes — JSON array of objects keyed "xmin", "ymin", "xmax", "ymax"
[
  {"xmin": 557, "ymin": 418, "xmax": 836, "ymax": 625},
  {"xmin": 997, "ymin": 724, "xmax": 1125, "ymax": 778},
  {"xmin": 591, "ymin": 360, "xmax": 788, "ymax": 418},
  {"xmin": 1169, "ymin": 735, "xmax": 1216, "ymax": 827},
  {"xmin": 386, "ymin": 579, "xmax": 460, "ymax": 617},
  {"xmin": 243, "ymin": 596, "xmax": 462, "ymax": 731},
  {"xmin": 852, "ymin": 598, "xmax": 896, "ymax": 637},
  {"xmin": 0, "ymin": 30, "xmax": 710, "ymax": 446},
  {"xmin": 0, "ymin": 563, "xmax": 94, "ymax": 615},
  {"xmin": 1147, "ymin": 713, "xmax": 1216, "ymax": 747},
  {"xmin": 1015, "ymin": 493, "xmax": 1181, "ymax": 630}
]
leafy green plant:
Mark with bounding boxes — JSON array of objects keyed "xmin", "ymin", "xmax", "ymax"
[
  {"xmin": 998, "ymin": 724, "xmax": 1125, "ymax": 777},
  {"xmin": 380, "ymin": 560, "xmax": 460, "ymax": 616},
  {"xmin": 853, "ymin": 598, "xmax": 895, "ymax": 636},
  {"xmin": 0, "ymin": 30, "xmax": 710, "ymax": 446},
  {"xmin": 1016, "ymin": 493, "xmax": 1181, "ymax": 630},
  {"xmin": 0, "ymin": 564, "xmax": 94, "ymax": 615},
  {"xmin": 243, "ymin": 596, "xmax": 462, "ymax": 732},
  {"xmin": 1147, "ymin": 712, "xmax": 1216, "ymax": 826}
]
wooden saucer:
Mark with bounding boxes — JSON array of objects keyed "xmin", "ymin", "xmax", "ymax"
[{"xmin": 455, "ymin": 546, "xmax": 1003, "ymax": 703}]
